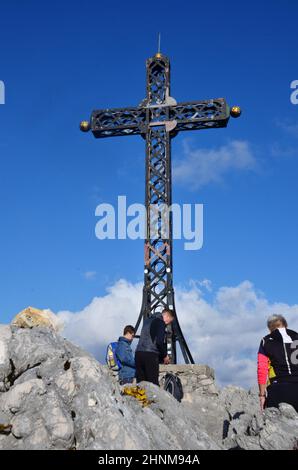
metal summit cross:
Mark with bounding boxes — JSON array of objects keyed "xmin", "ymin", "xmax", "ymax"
[{"xmin": 80, "ymin": 49, "xmax": 241, "ymax": 364}]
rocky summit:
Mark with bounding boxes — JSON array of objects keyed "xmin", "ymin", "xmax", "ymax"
[{"xmin": 0, "ymin": 323, "xmax": 298, "ymax": 450}]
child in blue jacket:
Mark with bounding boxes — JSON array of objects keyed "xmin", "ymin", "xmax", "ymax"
[{"xmin": 115, "ymin": 325, "xmax": 136, "ymax": 385}]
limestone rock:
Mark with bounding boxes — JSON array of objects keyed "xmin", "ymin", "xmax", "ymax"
[
  {"xmin": 0, "ymin": 323, "xmax": 298, "ymax": 450},
  {"xmin": 0, "ymin": 324, "xmax": 220, "ymax": 450},
  {"xmin": 11, "ymin": 307, "xmax": 63, "ymax": 332},
  {"xmin": 159, "ymin": 364, "xmax": 218, "ymax": 396},
  {"xmin": 0, "ymin": 325, "xmax": 12, "ymax": 388}
]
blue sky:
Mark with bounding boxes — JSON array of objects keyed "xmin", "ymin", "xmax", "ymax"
[{"xmin": 0, "ymin": 0, "xmax": 297, "ymax": 330}]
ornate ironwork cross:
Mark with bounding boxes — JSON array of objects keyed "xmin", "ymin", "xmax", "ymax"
[{"xmin": 80, "ymin": 51, "xmax": 241, "ymax": 364}]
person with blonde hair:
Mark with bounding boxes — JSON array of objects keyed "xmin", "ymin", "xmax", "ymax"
[{"xmin": 257, "ymin": 314, "xmax": 298, "ymax": 411}]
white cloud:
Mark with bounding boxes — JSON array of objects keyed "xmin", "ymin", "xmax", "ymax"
[
  {"xmin": 56, "ymin": 278, "xmax": 298, "ymax": 390},
  {"xmin": 173, "ymin": 140, "xmax": 256, "ymax": 190},
  {"xmin": 275, "ymin": 119, "xmax": 298, "ymax": 138},
  {"xmin": 189, "ymin": 278, "xmax": 213, "ymax": 292},
  {"xmin": 57, "ymin": 279, "xmax": 142, "ymax": 358},
  {"xmin": 270, "ymin": 120, "xmax": 298, "ymax": 158},
  {"xmin": 83, "ymin": 271, "xmax": 97, "ymax": 280},
  {"xmin": 270, "ymin": 143, "xmax": 298, "ymax": 158}
]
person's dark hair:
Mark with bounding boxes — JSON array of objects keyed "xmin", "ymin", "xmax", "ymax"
[
  {"xmin": 123, "ymin": 325, "xmax": 135, "ymax": 336},
  {"xmin": 162, "ymin": 308, "xmax": 175, "ymax": 319}
]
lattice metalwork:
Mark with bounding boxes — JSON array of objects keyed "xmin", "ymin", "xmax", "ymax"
[{"xmin": 81, "ymin": 51, "xmax": 240, "ymax": 364}]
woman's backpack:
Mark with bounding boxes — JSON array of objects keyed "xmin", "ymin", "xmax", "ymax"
[{"xmin": 164, "ymin": 373, "xmax": 184, "ymax": 402}]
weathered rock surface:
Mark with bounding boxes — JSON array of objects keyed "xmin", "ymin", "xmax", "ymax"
[
  {"xmin": 159, "ymin": 364, "xmax": 219, "ymax": 397},
  {"xmin": 0, "ymin": 325, "xmax": 218, "ymax": 450},
  {"xmin": 0, "ymin": 323, "xmax": 298, "ymax": 450},
  {"xmin": 11, "ymin": 307, "xmax": 63, "ymax": 332}
]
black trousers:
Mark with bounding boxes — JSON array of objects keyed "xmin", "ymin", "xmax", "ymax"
[
  {"xmin": 266, "ymin": 382, "xmax": 298, "ymax": 412},
  {"xmin": 135, "ymin": 351, "xmax": 160, "ymax": 386}
]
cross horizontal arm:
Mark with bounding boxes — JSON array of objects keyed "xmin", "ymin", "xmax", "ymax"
[
  {"xmin": 170, "ymin": 98, "xmax": 230, "ymax": 132},
  {"xmin": 91, "ymin": 106, "xmax": 146, "ymax": 138},
  {"xmin": 90, "ymin": 98, "xmax": 231, "ymax": 139}
]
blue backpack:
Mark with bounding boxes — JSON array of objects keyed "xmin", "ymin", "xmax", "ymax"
[{"xmin": 106, "ymin": 342, "xmax": 122, "ymax": 371}]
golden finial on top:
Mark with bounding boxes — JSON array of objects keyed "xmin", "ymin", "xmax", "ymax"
[{"xmin": 155, "ymin": 33, "xmax": 162, "ymax": 58}]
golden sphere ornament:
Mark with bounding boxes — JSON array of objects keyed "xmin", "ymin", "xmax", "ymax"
[
  {"xmin": 80, "ymin": 120, "xmax": 90, "ymax": 132},
  {"xmin": 230, "ymin": 106, "xmax": 241, "ymax": 118}
]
